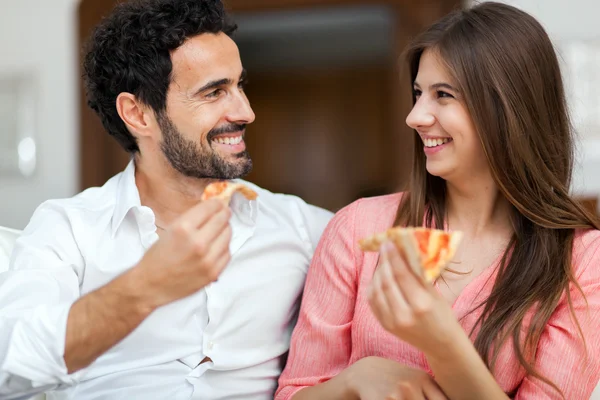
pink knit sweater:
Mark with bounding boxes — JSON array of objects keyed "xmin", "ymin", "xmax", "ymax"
[{"xmin": 276, "ymin": 194, "xmax": 600, "ymax": 400}]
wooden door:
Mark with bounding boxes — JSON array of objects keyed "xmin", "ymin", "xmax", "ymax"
[{"xmin": 78, "ymin": 0, "xmax": 129, "ymax": 189}]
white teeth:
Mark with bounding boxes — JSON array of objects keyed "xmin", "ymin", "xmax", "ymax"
[
  {"xmin": 213, "ymin": 136, "xmax": 242, "ymax": 145},
  {"xmin": 424, "ymin": 138, "xmax": 450, "ymax": 148}
]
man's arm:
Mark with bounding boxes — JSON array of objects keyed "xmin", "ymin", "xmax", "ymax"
[
  {"xmin": 63, "ymin": 267, "xmax": 154, "ymax": 373},
  {"xmin": 62, "ymin": 198, "xmax": 231, "ymax": 373},
  {"xmin": 0, "ymin": 199, "xmax": 232, "ymax": 397}
]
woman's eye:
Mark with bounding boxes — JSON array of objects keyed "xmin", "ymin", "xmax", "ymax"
[
  {"xmin": 413, "ymin": 89, "xmax": 422, "ymax": 98},
  {"xmin": 437, "ymin": 90, "xmax": 454, "ymax": 99}
]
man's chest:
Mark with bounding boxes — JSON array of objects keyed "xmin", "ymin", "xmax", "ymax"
[{"xmin": 74, "ymin": 224, "xmax": 311, "ymax": 367}]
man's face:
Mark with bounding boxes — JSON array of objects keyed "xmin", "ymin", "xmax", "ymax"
[{"xmin": 159, "ymin": 32, "xmax": 255, "ymax": 179}]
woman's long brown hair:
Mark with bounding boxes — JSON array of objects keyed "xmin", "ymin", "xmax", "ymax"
[{"xmin": 396, "ymin": 2, "xmax": 600, "ymax": 396}]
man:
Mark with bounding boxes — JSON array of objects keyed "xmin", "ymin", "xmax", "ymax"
[{"xmin": 0, "ymin": 0, "xmax": 332, "ymax": 399}]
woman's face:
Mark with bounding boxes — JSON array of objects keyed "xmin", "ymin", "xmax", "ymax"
[{"xmin": 406, "ymin": 49, "xmax": 489, "ymax": 183}]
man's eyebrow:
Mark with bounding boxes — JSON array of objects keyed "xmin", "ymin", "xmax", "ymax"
[
  {"xmin": 193, "ymin": 78, "xmax": 232, "ymax": 96},
  {"xmin": 193, "ymin": 69, "xmax": 248, "ymax": 96}
]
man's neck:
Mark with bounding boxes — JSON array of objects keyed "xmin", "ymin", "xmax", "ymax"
[{"xmin": 134, "ymin": 157, "xmax": 218, "ymax": 227}]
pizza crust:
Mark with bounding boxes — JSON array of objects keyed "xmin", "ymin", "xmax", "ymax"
[{"xmin": 201, "ymin": 182, "xmax": 258, "ymax": 205}]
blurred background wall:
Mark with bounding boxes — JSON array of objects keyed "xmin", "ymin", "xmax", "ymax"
[
  {"xmin": 0, "ymin": 0, "xmax": 80, "ymax": 229},
  {"xmin": 1, "ymin": 0, "xmax": 600, "ymax": 229}
]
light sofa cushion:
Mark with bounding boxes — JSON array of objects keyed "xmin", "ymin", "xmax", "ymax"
[{"xmin": 0, "ymin": 226, "xmax": 20, "ymax": 273}]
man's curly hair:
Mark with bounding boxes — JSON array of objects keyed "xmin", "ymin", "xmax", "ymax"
[{"xmin": 83, "ymin": 0, "xmax": 237, "ymax": 153}]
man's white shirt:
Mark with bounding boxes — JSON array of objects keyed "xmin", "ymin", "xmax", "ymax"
[{"xmin": 0, "ymin": 161, "xmax": 333, "ymax": 400}]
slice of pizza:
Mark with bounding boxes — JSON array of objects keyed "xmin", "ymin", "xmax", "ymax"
[
  {"xmin": 359, "ymin": 227, "xmax": 462, "ymax": 282},
  {"xmin": 201, "ymin": 181, "xmax": 258, "ymax": 204}
]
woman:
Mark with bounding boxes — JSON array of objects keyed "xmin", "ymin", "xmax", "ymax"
[{"xmin": 275, "ymin": 2, "xmax": 600, "ymax": 399}]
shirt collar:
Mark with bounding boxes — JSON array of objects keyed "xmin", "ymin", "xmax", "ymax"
[
  {"xmin": 110, "ymin": 161, "xmax": 259, "ymax": 237},
  {"xmin": 229, "ymin": 179, "xmax": 259, "ymax": 226},
  {"xmin": 111, "ymin": 159, "xmax": 142, "ymax": 237}
]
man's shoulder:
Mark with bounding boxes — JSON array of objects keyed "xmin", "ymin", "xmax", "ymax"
[
  {"xmin": 27, "ymin": 173, "xmax": 122, "ymax": 228},
  {"xmin": 235, "ymin": 179, "xmax": 333, "ymax": 220}
]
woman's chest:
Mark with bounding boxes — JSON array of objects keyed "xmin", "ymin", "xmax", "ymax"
[
  {"xmin": 435, "ymin": 239, "xmax": 507, "ymax": 304},
  {"xmin": 349, "ymin": 251, "xmax": 526, "ymax": 392}
]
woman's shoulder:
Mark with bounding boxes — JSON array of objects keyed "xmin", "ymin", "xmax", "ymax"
[
  {"xmin": 350, "ymin": 192, "xmax": 404, "ymax": 215},
  {"xmin": 330, "ymin": 192, "xmax": 404, "ymax": 239},
  {"xmin": 572, "ymin": 229, "xmax": 600, "ymax": 277}
]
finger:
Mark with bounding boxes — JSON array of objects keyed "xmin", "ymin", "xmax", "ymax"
[
  {"xmin": 202, "ymin": 224, "xmax": 233, "ymax": 265},
  {"xmin": 397, "ymin": 382, "xmax": 424, "ymax": 400},
  {"xmin": 177, "ymin": 209, "xmax": 230, "ymax": 261},
  {"xmin": 197, "ymin": 247, "xmax": 232, "ymax": 284},
  {"xmin": 385, "ymin": 241, "xmax": 423, "ymax": 286},
  {"xmin": 422, "ymin": 379, "xmax": 448, "ymax": 400},
  {"xmin": 207, "ymin": 246, "xmax": 232, "ymax": 282},
  {"xmin": 378, "ymin": 245, "xmax": 411, "ymax": 321},
  {"xmin": 189, "ymin": 206, "xmax": 231, "ymax": 244},
  {"xmin": 383, "ymin": 242, "xmax": 431, "ymax": 310},
  {"xmin": 367, "ymin": 259, "xmax": 394, "ymax": 329},
  {"xmin": 173, "ymin": 198, "xmax": 228, "ymax": 230}
]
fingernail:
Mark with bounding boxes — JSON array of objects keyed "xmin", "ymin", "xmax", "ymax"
[{"xmin": 381, "ymin": 241, "xmax": 394, "ymax": 253}]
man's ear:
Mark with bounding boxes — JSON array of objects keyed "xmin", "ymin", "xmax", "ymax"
[{"xmin": 115, "ymin": 92, "xmax": 156, "ymax": 139}]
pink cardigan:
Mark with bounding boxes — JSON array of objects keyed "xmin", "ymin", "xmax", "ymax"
[{"xmin": 275, "ymin": 194, "xmax": 600, "ymax": 399}]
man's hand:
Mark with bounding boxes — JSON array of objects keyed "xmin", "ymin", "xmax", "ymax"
[
  {"xmin": 133, "ymin": 198, "xmax": 233, "ymax": 309},
  {"xmin": 65, "ymin": 199, "xmax": 232, "ymax": 373}
]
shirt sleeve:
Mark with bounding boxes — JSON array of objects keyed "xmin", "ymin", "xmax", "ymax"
[
  {"xmin": 0, "ymin": 202, "xmax": 86, "ymax": 397},
  {"xmin": 304, "ymin": 204, "xmax": 334, "ymax": 251},
  {"xmin": 275, "ymin": 200, "xmax": 359, "ymax": 400},
  {"xmin": 514, "ymin": 231, "xmax": 600, "ymax": 399}
]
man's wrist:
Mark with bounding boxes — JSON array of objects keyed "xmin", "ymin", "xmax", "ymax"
[{"xmin": 108, "ymin": 266, "xmax": 159, "ymax": 318}]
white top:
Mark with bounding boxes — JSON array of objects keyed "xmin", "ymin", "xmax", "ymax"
[{"xmin": 0, "ymin": 161, "xmax": 333, "ymax": 400}]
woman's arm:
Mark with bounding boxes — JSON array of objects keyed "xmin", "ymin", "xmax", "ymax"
[
  {"xmin": 293, "ymin": 356, "xmax": 448, "ymax": 400},
  {"xmin": 275, "ymin": 201, "xmax": 360, "ymax": 400},
  {"xmin": 425, "ymin": 333, "xmax": 508, "ymax": 400},
  {"xmin": 429, "ymin": 233, "xmax": 600, "ymax": 399},
  {"xmin": 513, "ymin": 233, "xmax": 600, "ymax": 399},
  {"xmin": 368, "ymin": 242, "xmax": 508, "ymax": 400},
  {"xmin": 279, "ymin": 200, "xmax": 449, "ymax": 400},
  {"xmin": 290, "ymin": 370, "xmax": 356, "ymax": 400}
]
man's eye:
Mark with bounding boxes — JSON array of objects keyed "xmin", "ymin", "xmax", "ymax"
[{"xmin": 207, "ymin": 89, "xmax": 224, "ymax": 98}]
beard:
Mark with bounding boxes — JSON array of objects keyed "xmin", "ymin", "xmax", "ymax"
[{"xmin": 158, "ymin": 113, "xmax": 253, "ymax": 180}]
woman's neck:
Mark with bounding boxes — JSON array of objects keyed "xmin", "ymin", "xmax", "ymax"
[{"xmin": 445, "ymin": 180, "xmax": 513, "ymax": 237}]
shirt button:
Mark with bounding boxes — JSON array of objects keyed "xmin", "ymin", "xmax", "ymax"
[{"xmin": 208, "ymin": 341, "xmax": 214, "ymax": 350}]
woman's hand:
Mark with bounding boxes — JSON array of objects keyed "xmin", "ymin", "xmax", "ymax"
[
  {"xmin": 367, "ymin": 241, "xmax": 465, "ymax": 355},
  {"xmin": 346, "ymin": 356, "xmax": 447, "ymax": 400}
]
